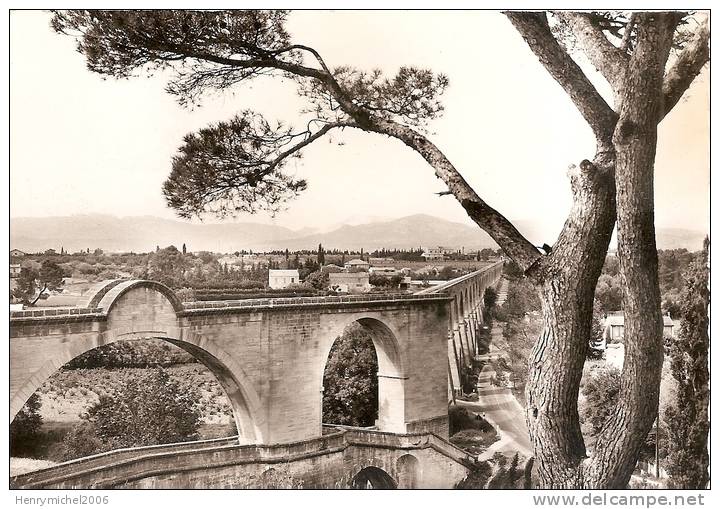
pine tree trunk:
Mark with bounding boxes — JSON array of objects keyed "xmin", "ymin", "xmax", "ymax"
[
  {"xmin": 524, "ymin": 153, "xmax": 616, "ymax": 488},
  {"xmin": 583, "ymin": 14, "xmax": 677, "ymax": 488}
]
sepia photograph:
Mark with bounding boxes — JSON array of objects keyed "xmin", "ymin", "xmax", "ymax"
[{"xmin": 5, "ymin": 2, "xmax": 711, "ymax": 498}]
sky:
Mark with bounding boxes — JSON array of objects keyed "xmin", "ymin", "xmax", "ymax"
[{"xmin": 9, "ymin": 10, "xmax": 710, "ymax": 239}]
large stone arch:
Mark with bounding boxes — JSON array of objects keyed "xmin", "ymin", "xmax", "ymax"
[
  {"xmin": 319, "ymin": 315, "xmax": 407, "ymax": 433},
  {"xmin": 10, "ymin": 282, "xmax": 265, "ymax": 444}
]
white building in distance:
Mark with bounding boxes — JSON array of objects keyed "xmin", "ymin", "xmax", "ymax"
[
  {"xmin": 268, "ymin": 269, "xmax": 300, "ymax": 289},
  {"xmin": 344, "ymin": 259, "xmax": 370, "ymax": 271},
  {"xmin": 421, "ymin": 247, "xmax": 456, "ymax": 261},
  {"xmin": 603, "ymin": 311, "xmax": 678, "ymax": 343}
]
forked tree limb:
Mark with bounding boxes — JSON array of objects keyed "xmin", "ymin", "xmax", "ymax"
[
  {"xmin": 260, "ymin": 121, "xmax": 358, "ymax": 177},
  {"xmin": 505, "ymin": 12, "xmax": 618, "ymax": 146},
  {"xmin": 555, "ymin": 12, "xmax": 630, "ymax": 93}
]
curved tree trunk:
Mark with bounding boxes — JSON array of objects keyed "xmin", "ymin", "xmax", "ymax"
[{"xmin": 525, "ymin": 154, "xmax": 616, "ymax": 488}]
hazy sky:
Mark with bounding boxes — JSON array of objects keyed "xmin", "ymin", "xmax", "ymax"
[{"xmin": 10, "ymin": 10, "xmax": 709, "ymax": 238}]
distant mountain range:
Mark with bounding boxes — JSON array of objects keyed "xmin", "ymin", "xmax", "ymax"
[{"xmin": 9, "ymin": 214, "xmax": 708, "ymax": 254}]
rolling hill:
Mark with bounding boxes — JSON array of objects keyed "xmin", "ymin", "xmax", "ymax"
[{"xmin": 9, "ymin": 214, "xmax": 707, "ymax": 254}]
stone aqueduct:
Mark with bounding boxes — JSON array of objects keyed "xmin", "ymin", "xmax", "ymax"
[{"xmin": 10, "ymin": 261, "xmax": 503, "ymax": 489}]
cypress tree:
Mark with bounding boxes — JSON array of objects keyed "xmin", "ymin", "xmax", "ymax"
[{"xmin": 664, "ymin": 239, "xmax": 709, "ymax": 488}]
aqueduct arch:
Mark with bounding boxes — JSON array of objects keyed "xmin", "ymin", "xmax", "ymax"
[
  {"xmin": 10, "ymin": 281, "xmax": 265, "ymax": 443},
  {"xmin": 10, "ymin": 266, "xmax": 504, "ymax": 488},
  {"xmin": 319, "ymin": 315, "xmax": 407, "ymax": 432},
  {"xmin": 12, "ymin": 277, "xmax": 457, "ymax": 445}
]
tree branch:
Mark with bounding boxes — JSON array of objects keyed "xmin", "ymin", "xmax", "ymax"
[
  {"xmin": 181, "ymin": 50, "xmax": 328, "ymax": 81},
  {"xmin": 30, "ymin": 285, "xmax": 48, "ymax": 307},
  {"xmin": 619, "ymin": 13, "xmax": 638, "ymax": 52},
  {"xmin": 261, "ymin": 121, "xmax": 357, "ymax": 176},
  {"xmin": 363, "ymin": 118, "xmax": 542, "ymax": 272},
  {"xmin": 505, "ymin": 12, "xmax": 618, "ymax": 146},
  {"xmin": 555, "ymin": 12, "xmax": 629, "ymax": 93},
  {"xmin": 661, "ymin": 17, "xmax": 710, "ymax": 119},
  {"xmin": 268, "ymin": 44, "xmax": 334, "ymax": 75}
]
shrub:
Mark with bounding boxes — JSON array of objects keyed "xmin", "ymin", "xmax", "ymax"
[
  {"xmin": 476, "ymin": 325, "xmax": 492, "ymax": 355},
  {"xmin": 303, "ymin": 270, "xmax": 329, "ymax": 290},
  {"xmin": 83, "ymin": 367, "xmax": 202, "ymax": 450},
  {"xmin": 483, "ymin": 286, "xmax": 498, "ymax": 310},
  {"xmin": 460, "ymin": 365, "xmax": 477, "ymax": 394},
  {"xmin": 486, "ymin": 453, "xmax": 523, "ymax": 489},
  {"xmin": 175, "ymin": 287, "xmax": 197, "ymax": 302},
  {"xmin": 580, "ymin": 365, "xmax": 621, "ymax": 437},
  {"xmin": 450, "ymin": 428, "xmax": 499, "ymax": 455},
  {"xmin": 449, "ymin": 405, "xmax": 494, "ymax": 435},
  {"xmin": 456, "ymin": 461, "xmax": 493, "ymax": 489},
  {"xmin": 59, "ymin": 421, "xmax": 106, "ymax": 461}
]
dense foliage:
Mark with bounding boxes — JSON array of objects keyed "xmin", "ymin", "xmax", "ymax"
[
  {"xmin": 455, "ymin": 461, "xmax": 493, "ymax": 489},
  {"xmin": 663, "ymin": 241, "xmax": 709, "ymax": 488},
  {"xmin": 486, "ymin": 453, "xmax": 523, "ymax": 489},
  {"xmin": 368, "ymin": 274, "xmax": 402, "ymax": 288},
  {"xmin": 11, "ymin": 267, "xmax": 38, "ymax": 304},
  {"xmin": 10, "ymin": 394, "xmax": 43, "ymax": 456},
  {"xmin": 483, "ymin": 286, "xmax": 498, "ymax": 310},
  {"xmin": 494, "ymin": 277, "xmax": 540, "ymax": 322},
  {"xmin": 594, "ymin": 250, "xmax": 702, "ymax": 317},
  {"xmin": 322, "ymin": 324, "xmax": 378, "ymax": 427},
  {"xmin": 11, "ymin": 261, "xmax": 65, "ymax": 304},
  {"xmin": 580, "ymin": 366, "xmax": 621, "ymax": 438},
  {"xmin": 61, "ymin": 368, "xmax": 201, "ymax": 460}
]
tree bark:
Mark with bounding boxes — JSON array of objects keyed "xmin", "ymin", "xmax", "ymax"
[
  {"xmin": 525, "ymin": 155, "xmax": 616, "ymax": 488},
  {"xmin": 584, "ymin": 13, "xmax": 679, "ymax": 488}
]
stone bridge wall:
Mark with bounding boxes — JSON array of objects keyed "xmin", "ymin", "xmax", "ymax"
[
  {"xmin": 10, "ymin": 285, "xmax": 452, "ymax": 444},
  {"xmin": 10, "ymin": 267, "xmax": 501, "ymax": 488},
  {"xmin": 418, "ymin": 260, "xmax": 504, "ymax": 394},
  {"xmin": 11, "ymin": 429, "xmax": 473, "ymax": 489}
]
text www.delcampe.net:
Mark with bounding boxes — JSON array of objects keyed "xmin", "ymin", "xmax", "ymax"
[{"xmin": 532, "ymin": 493, "xmax": 706, "ymax": 507}]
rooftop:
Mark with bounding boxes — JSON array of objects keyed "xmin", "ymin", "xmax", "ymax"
[
  {"xmin": 604, "ymin": 312, "xmax": 675, "ymax": 327},
  {"xmin": 269, "ymin": 269, "xmax": 299, "ymax": 276}
]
